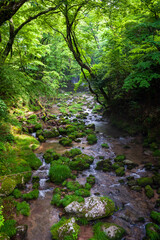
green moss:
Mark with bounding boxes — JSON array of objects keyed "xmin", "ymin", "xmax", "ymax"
[
  {"xmin": 137, "ymin": 177, "xmax": 153, "ymax": 187},
  {"xmin": 151, "ymin": 211, "xmax": 160, "ymax": 225},
  {"xmin": 69, "ymin": 154, "xmax": 94, "ymax": 171},
  {"xmin": 75, "ymin": 188, "xmax": 90, "ymax": 197},
  {"xmin": 114, "ymin": 155, "xmax": 126, "ymax": 162},
  {"xmin": 66, "ymin": 181, "xmax": 81, "ymax": 191},
  {"xmin": 87, "ymin": 134, "xmax": 97, "ymax": 145},
  {"xmin": 145, "ymin": 185, "xmax": 154, "ymax": 199},
  {"xmin": 84, "ymin": 183, "xmax": 92, "ymax": 190},
  {"xmin": 115, "ymin": 167, "xmax": 125, "ymax": 176},
  {"xmin": 92, "ymin": 222, "xmax": 125, "ymax": 240},
  {"xmin": 86, "ymin": 175, "xmax": 95, "ymax": 185},
  {"xmin": 22, "ymin": 189, "xmax": 39, "ymax": 200},
  {"xmin": 50, "ymin": 217, "xmax": 80, "ymax": 240},
  {"xmin": 32, "ymin": 176, "xmax": 40, "ymax": 189},
  {"xmin": 145, "ymin": 223, "xmax": 160, "ymax": 240},
  {"xmin": 153, "ymin": 150, "xmax": 160, "ymax": 157},
  {"xmin": 0, "ymin": 178, "xmax": 16, "ymax": 196},
  {"xmin": 101, "ymin": 143, "xmax": 109, "ymax": 149},
  {"xmin": 16, "ymin": 201, "xmax": 30, "ymax": 216},
  {"xmin": 43, "ymin": 128, "xmax": 59, "ymax": 138},
  {"xmin": 49, "ymin": 164, "xmax": 71, "ymax": 184},
  {"xmin": 51, "ymin": 193, "xmax": 62, "ymax": 207},
  {"xmin": 43, "ymin": 149, "xmax": 60, "ymax": 164},
  {"xmin": 60, "ymin": 194, "xmax": 84, "ymax": 207},
  {"xmin": 38, "ymin": 135, "xmax": 45, "ymax": 142},
  {"xmin": 68, "ymin": 148, "xmax": 82, "ymax": 158},
  {"xmin": 59, "ymin": 137, "xmax": 72, "ymax": 146},
  {"xmin": 0, "ymin": 219, "xmax": 17, "ymax": 237},
  {"xmin": 12, "ymin": 189, "xmax": 22, "ymax": 199}
]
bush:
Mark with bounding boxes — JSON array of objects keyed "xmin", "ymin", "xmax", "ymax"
[
  {"xmin": 49, "ymin": 164, "xmax": 71, "ymax": 184},
  {"xmin": 87, "ymin": 134, "xmax": 97, "ymax": 144},
  {"xmin": 16, "ymin": 201, "xmax": 30, "ymax": 216},
  {"xmin": 22, "ymin": 190, "xmax": 39, "ymax": 200}
]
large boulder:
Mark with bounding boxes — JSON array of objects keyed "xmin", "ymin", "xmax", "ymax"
[{"xmin": 65, "ymin": 196, "xmax": 115, "ymax": 220}]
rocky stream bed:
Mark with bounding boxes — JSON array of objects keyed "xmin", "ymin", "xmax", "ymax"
[{"xmin": 16, "ymin": 93, "xmax": 160, "ymax": 240}]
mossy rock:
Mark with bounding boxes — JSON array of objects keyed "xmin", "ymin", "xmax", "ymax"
[
  {"xmin": 43, "ymin": 127, "xmax": 59, "ymax": 138},
  {"xmin": 137, "ymin": 177, "xmax": 153, "ymax": 187},
  {"xmin": 114, "ymin": 155, "xmax": 126, "ymax": 162},
  {"xmin": 68, "ymin": 148, "xmax": 82, "ymax": 158},
  {"xmin": 86, "ymin": 175, "xmax": 95, "ymax": 185},
  {"xmin": 43, "ymin": 149, "xmax": 61, "ymax": 164},
  {"xmin": 92, "ymin": 222, "xmax": 126, "ymax": 240},
  {"xmin": 65, "ymin": 196, "xmax": 115, "ymax": 220},
  {"xmin": 59, "ymin": 137, "xmax": 72, "ymax": 147},
  {"xmin": 38, "ymin": 135, "xmax": 45, "ymax": 142},
  {"xmin": 150, "ymin": 211, "xmax": 160, "ymax": 225},
  {"xmin": 145, "ymin": 223, "xmax": 160, "ymax": 240},
  {"xmin": 0, "ymin": 178, "xmax": 16, "ymax": 196},
  {"xmin": 16, "ymin": 201, "xmax": 30, "ymax": 216},
  {"xmin": 130, "ymin": 186, "xmax": 142, "ymax": 192},
  {"xmin": 115, "ymin": 167, "xmax": 125, "ymax": 177},
  {"xmin": 49, "ymin": 164, "xmax": 71, "ymax": 184},
  {"xmin": 12, "ymin": 189, "xmax": 22, "ymax": 199},
  {"xmin": 60, "ymin": 194, "xmax": 84, "ymax": 208},
  {"xmin": 75, "ymin": 188, "xmax": 90, "ymax": 197},
  {"xmin": 65, "ymin": 181, "xmax": 81, "ymax": 191},
  {"xmin": 145, "ymin": 185, "xmax": 154, "ymax": 199},
  {"xmin": 152, "ymin": 174, "xmax": 160, "ymax": 188},
  {"xmin": 101, "ymin": 143, "xmax": 109, "ymax": 149},
  {"xmin": 87, "ymin": 134, "xmax": 97, "ymax": 145},
  {"xmin": 69, "ymin": 154, "xmax": 94, "ymax": 171},
  {"xmin": 50, "ymin": 217, "xmax": 80, "ymax": 240}
]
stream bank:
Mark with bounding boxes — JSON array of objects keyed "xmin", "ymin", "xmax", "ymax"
[{"xmin": 17, "ymin": 92, "xmax": 160, "ymax": 240}]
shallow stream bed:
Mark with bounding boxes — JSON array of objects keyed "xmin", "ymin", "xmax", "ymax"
[{"xmin": 19, "ymin": 94, "xmax": 159, "ymax": 240}]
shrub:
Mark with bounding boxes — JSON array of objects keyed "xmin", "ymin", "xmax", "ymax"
[
  {"xmin": 16, "ymin": 201, "xmax": 30, "ymax": 216},
  {"xmin": 49, "ymin": 164, "xmax": 71, "ymax": 184},
  {"xmin": 22, "ymin": 189, "xmax": 39, "ymax": 200}
]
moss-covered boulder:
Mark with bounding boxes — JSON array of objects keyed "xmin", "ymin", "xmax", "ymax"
[
  {"xmin": 50, "ymin": 217, "xmax": 80, "ymax": 240},
  {"xmin": 92, "ymin": 222, "xmax": 125, "ymax": 240},
  {"xmin": 145, "ymin": 185, "xmax": 154, "ymax": 199},
  {"xmin": 49, "ymin": 164, "xmax": 71, "ymax": 184},
  {"xmin": 87, "ymin": 134, "xmax": 97, "ymax": 145},
  {"xmin": 96, "ymin": 159, "xmax": 112, "ymax": 172},
  {"xmin": 65, "ymin": 196, "xmax": 115, "ymax": 220},
  {"xmin": 43, "ymin": 149, "xmax": 60, "ymax": 164},
  {"xmin": 115, "ymin": 167, "xmax": 125, "ymax": 177},
  {"xmin": 137, "ymin": 177, "xmax": 153, "ymax": 187},
  {"xmin": 145, "ymin": 223, "xmax": 160, "ymax": 240},
  {"xmin": 151, "ymin": 211, "xmax": 160, "ymax": 225},
  {"xmin": 43, "ymin": 127, "xmax": 59, "ymax": 138},
  {"xmin": 114, "ymin": 155, "xmax": 125, "ymax": 162},
  {"xmin": 0, "ymin": 178, "xmax": 16, "ymax": 196},
  {"xmin": 69, "ymin": 154, "xmax": 94, "ymax": 171},
  {"xmin": 59, "ymin": 137, "xmax": 72, "ymax": 146},
  {"xmin": 123, "ymin": 160, "xmax": 138, "ymax": 170},
  {"xmin": 67, "ymin": 148, "xmax": 82, "ymax": 158}
]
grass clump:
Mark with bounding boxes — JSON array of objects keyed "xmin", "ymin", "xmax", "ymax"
[
  {"xmin": 16, "ymin": 201, "xmax": 30, "ymax": 216},
  {"xmin": 49, "ymin": 164, "xmax": 71, "ymax": 184}
]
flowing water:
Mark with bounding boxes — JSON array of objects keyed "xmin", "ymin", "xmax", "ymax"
[{"xmin": 19, "ymin": 94, "xmax": 159, "ymax": 240}]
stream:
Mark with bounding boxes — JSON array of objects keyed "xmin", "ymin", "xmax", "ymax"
[{"xmin": 19, "ymin": 94, "xmax": 159, "ymax": 240}]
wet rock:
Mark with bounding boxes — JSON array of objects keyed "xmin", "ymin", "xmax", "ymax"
[
  {"xmin": 124, "ymin": 160, "xmax": 138, "ymax": 170},
  {"xmin": 50, "ymin": 217, "xmax": 80, "ymax": 240},
  {"xmin": 65, "ymin": 196, "xmax": 115, "ymax": 220},
  {"xmin": 13, "ymin": 225, "xmax": 28, "ymax": 240},
  {"xmin": 101, "ymin": 222, "xmax": 126, "ymax": 240}
]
